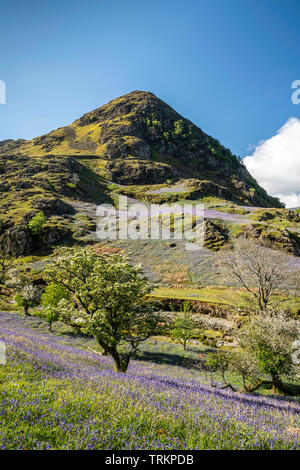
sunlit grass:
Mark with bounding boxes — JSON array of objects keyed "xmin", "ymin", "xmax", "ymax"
[{"xmin": 0, "ymin": 317, "xmax": 299, "ymax": 450}]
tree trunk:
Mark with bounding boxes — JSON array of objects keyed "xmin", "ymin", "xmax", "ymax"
[
  {"xmin": 49, "ymin": 321, "xmax": 52, "ymax": 332},
  {"xmin": 111, "ymin": 349, "xmax": 130, "ymax": 373},
  {"xmin": 271, "ymin": 373, "xmax": 285, "ymax": 394},
  {"xmin": 258, "ymin": 295, "xmax": 267, "ymax": 312},
  {"xmin": 242, "ymin": 374, "xmax": 247, "ymax": 392},
  {"xmin": 95, "ymin": 336, "xmax": 130, "ymax": 373},
  {"xmin": 183, "ymin": 339, "xmax": 187, "ymax": 351},
  {"xmin": 244, "ymin": 380, "xmax": 271, "ymax": 393},
  {"xmin": 24, "ymin": 304, "xmax": 29, "ymax": 316}
]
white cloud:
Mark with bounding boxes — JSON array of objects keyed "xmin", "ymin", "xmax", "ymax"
[
  {"xmin": 244, "ymin": 118, "xmax": 300, "ymax": 207},
  {"xmin": 274, "ymin": 192, "xmax": 300, "ymax": 208}
]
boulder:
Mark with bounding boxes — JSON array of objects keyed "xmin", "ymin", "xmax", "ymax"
[
  {"xmin": 0, "ymin": 226, "xmax": 32, "ymax": 256},
  {"xmin": 32, "ymin": 197, "xmax": 73, "ymax": 216}
]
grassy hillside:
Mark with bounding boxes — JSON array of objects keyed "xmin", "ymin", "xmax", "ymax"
[
  {"xmin": 0, "ymin": 91, "xmax": 283, "ymax": 208},
  {"xmin": 1, "ymin": 313, "xmax": 299, "ymax": 450},
  {"xmin": 0, "ymin": 91, "xmax": 298, "ymax": 285}
]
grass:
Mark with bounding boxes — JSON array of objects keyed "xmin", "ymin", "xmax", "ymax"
[
  {"xmin": 0, "ymin": 313, "xmax": 300, "ymax": 450},
  {"xmin": 152, "ymin": 286, "xmax": 300, "ymax": 314},
  {"xmin": 250, "ymin": 208, "xmax": 300, "ymax": 227},
  {"xmin": 153, "ymin": 286, "xmax": 234, "ymax": 305}
]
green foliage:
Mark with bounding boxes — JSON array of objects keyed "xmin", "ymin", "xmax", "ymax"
[
  {"xmin": 42, "ymin": 282, "xmax": 70, "ymax": 308},
  {"xmin": 209, "ymin": 311, "xmax": 300, "ymax": 395},
  {"xmin": 41, "ymin": 283, "xmax": 71, "ymax": 330},
  {"xmin": 15, "ymin": 284, "xmax": 42, "ymax": 315},
  {"xmin": 171, "ymin": 301, "xmax": 195, "ymax": 350},
  {"xmin": 206, "ymin": 350, "xmax": 230, "ymax": 374},
  {"xmin": 238, "ymin": 311, "xmax": 300, "ymax": 387},
  {"xmin": 28, "ymin": 212, "xmax": 46, "ymax": 235},
  {"xmin": 250, "ymin": 208, "xmax": 300, "ymax": 226},
  {"xmin": 173, "ymin": 119, "xmax": 184, "ymax": 135},
  {"xmin": 108, "ymin": 183, "xmax": 119, "ymax": 191},
  {"xmin": 44, "ymin": 248, "xmax": 161, "ymax": 372},
  {"xmin": 152, "ymin": 120, "xmax": 161, "ymax": 128}
]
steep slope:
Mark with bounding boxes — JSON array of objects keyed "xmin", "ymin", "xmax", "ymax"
[
  {"xmin": 0, "ymin": 90, "xmax": 290, "ymax": 257},
  {"xmin": 0, "ymin": 154, "xmax": 111, "ymax": 255},
  {"xmin": 0, "ymin": 90, "xmax": 283, "ymax": 208}
]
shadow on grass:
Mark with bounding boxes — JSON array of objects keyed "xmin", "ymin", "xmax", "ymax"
[{"xmin": 133, "ymin": 347, "xmax": 214, "ymax": 370}]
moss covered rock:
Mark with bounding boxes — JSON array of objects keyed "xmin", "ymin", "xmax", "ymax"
[
  {"xmin": 204, "ymin": 219, "xmax": 229, "ymax": 251},
  {"xmin": 237, "ymin": 223, "xmax": 300, "ymax": 256}
]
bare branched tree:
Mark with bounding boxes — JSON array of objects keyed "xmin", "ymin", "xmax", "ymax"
[{"xmin": 216, "ymin": 239, "xmax": 299, "ymax": 311}]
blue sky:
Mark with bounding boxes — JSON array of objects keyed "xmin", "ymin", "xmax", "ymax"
[{"xmin": 1, "ymin": 0, "xmax": 300, "ymax": 204}]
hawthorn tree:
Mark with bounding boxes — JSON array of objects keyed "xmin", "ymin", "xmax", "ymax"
[
  {"xmin": 237, "ymin": 310, "xmax": 300, "ymax": 393},
  {"xmin": 206, "ymin": 350, "xmax": 234, "ymax": 390},
  {"xmin": 15, "ymin": 284, "xmax": 42, "ymax": 316},
  {"xmin": 41, "ymin": 283, "xmax": 71, "ymax": 331},
  {"xmin": 6, "ymin": 268, "xmax": 42, "ymax": 316},
  {"xmin": 171, "ymin": 301, "xmax": 195, "ymax": 351},
  {"xmin": 44, "ymin": 248, "xmax": 161, "ymax": 372},
  {"xmin": 207, "ymin": 310, "xmax": 300, "ymax": 394}
]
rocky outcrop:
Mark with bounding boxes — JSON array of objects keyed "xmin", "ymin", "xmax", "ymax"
[
  {"xmin": 253, "ymin": 208, "xmax": 300, "ymax": 223},
  {"xmin": 42, "ymin": 223, "xmax": 70, "ymax": 245},
  {"xmin": 204, "ymin": 220, "xmax": 229, "ymax": 251},
  {"xmin": 0, "ymin": 222, "xmax": 70, "ymax": 256},
  {"xmin": 106, "ymin": 158, "xmax": 175, "ymax": 184},
  {"xmin": 237, "ymin": 223, "xmax": 300, "ymax": 256},
  {"xmin": 32, "ymin": 197, "xmax": 73, "ymax": 217},
  {"xmin": 127, "ymin": 138, "xmax": 151, "ymax": 159},
  {"xmin": 0, "ymin": 226, "xmax": 33, "ymax": 257}
]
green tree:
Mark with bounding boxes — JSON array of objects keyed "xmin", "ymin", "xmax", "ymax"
[
  {"xmin": 171, "ymin": 301, "xmax": 195, "ymax": 351},
  {"xmin": 28, "ymin": 212, "xmax": 46, "ymax": 235},
  {"xmin": 41, "ymin": 283, "xmax": 71, "ymax": 331},
  {"xmin": 206, "ymin": 350, "xmax": 235, "ymax": 390},
  {"xmin": 238, "ymin": 311, "xmax": 300, "ymax": 393},
  {"xmin": 173, "ymin": 120, "xmax": 184, "ymax": 135},
  {"xmin": 207, "ymin": 310, "xmax": 300, "ymax": 395},
  {"xmin": 15, "ymin": 284, "xmax": 42, "ymax": 316},
  {"xmin": 44, "ymin": 249, "xmax": 161, "ymax": 372}
]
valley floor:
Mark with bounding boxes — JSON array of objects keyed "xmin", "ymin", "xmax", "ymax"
[{"xmin": 0, "ymin": 312, "xmax": 299, "ymax": 450}]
